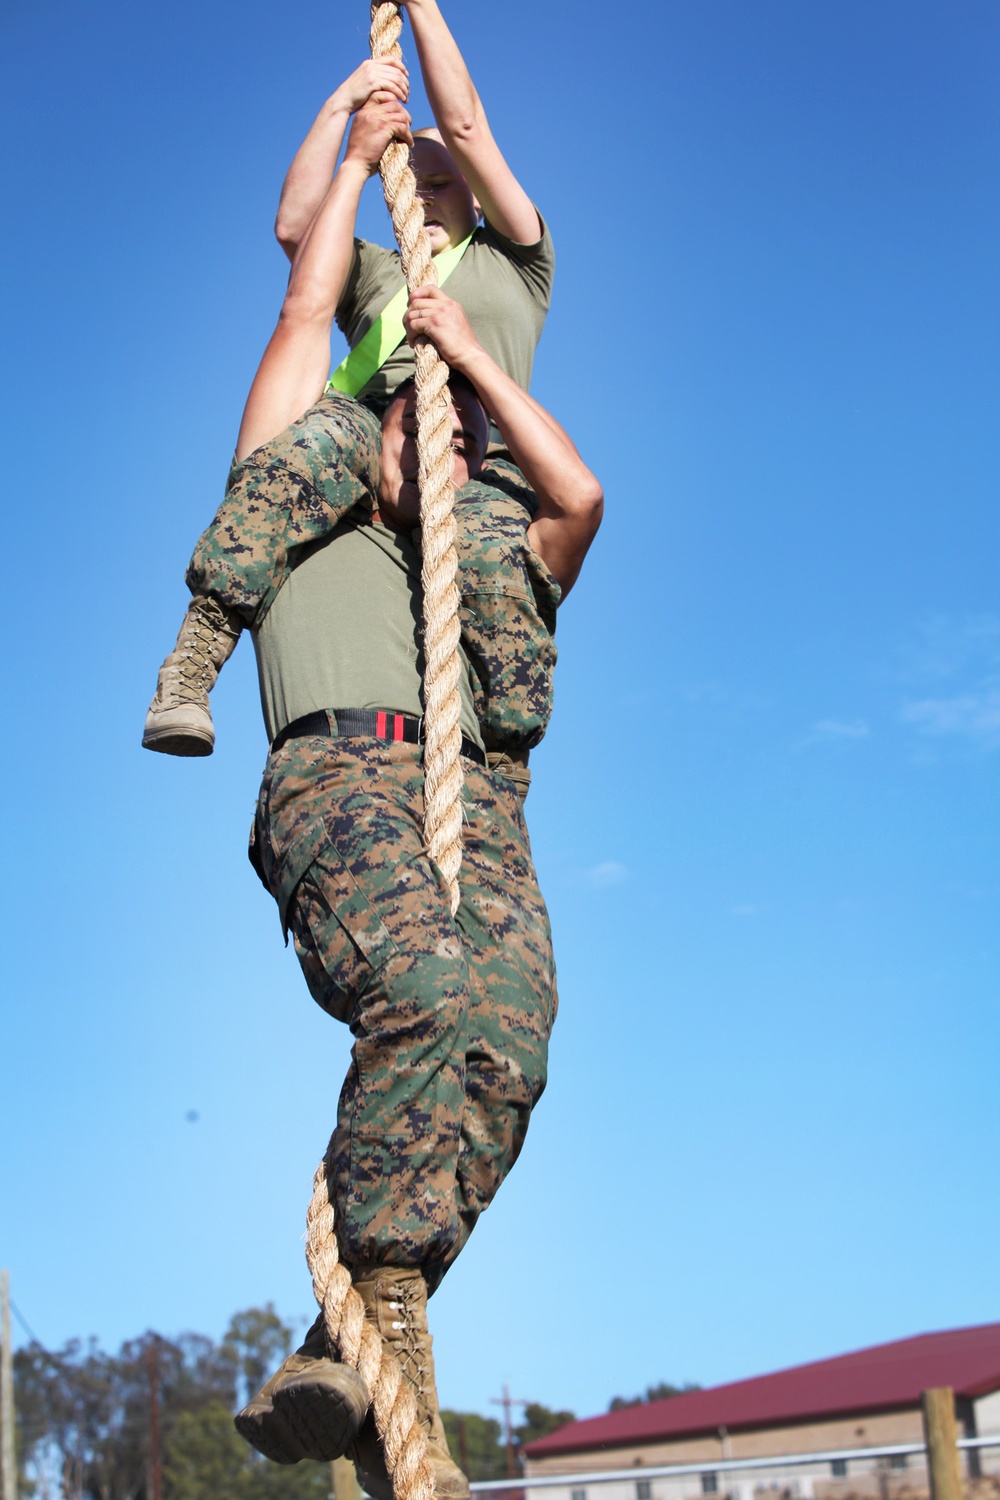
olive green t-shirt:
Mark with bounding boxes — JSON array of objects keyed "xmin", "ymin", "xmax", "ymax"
[
  {"xmin": 335, "ymin": 214, "xmax": 554, "ymax": 409},
  {"xmin": 252, "ymin": 519, "xmax": 484, "ymax": 751}
]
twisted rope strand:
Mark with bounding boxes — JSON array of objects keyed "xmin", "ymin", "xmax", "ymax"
[
  {"xmin": 370, "ymin": 0, "xmax": 464, "ymax": 912},
  {"xmin": 303, "ymin": 10, "xmax": 472, "ymax": 1500},
  {"xmin": 306, "ymin": 1154, "xmax": 434, "ymax": 1500}
]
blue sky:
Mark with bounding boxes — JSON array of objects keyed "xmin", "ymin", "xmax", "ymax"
[{"xmin": 2, "ymin": 0, "xmax": 998, "ymax": 1425}]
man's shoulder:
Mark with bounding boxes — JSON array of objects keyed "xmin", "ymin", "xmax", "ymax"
[
  {"xmin": 457, "ymin": 461, "xmax": 537, "ymax": 519},
  {"xmin": 354, "ymin": 236, "xmax": 401, "ymax": 269},
  {"xmin": 337, "ymin": 238, "xmax": 404, "ymax": 324},
  {"xmin": 475, "ymin": 212, "xmax": 554, "ymax": 278}
]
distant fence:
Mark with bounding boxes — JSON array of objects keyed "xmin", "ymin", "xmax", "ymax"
[{"xmin": 469, "ymin": 1433, "xmax": 1000, "ymax": 1494}]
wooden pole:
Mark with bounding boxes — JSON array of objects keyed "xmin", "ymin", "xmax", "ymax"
[
  {"xmin": 331, "ymin": 1456, "xmax": 362, "ymax": 1500},
  {"xmin": 922, "ymin": 1387, "xmax": 963, "ymax": 1500},
  {"xmin": 1, "ymin": 1270, "xmax": 17, "ymax": 1500}
]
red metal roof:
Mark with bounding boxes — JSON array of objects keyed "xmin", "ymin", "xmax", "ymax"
[{"xmin": 524, "ymin": 1323, "xmax": 1000, "ymax": 1458}]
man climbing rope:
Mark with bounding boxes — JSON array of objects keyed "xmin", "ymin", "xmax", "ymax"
[
  {"xmin": 143, "ymin": 0, "xmax": 554, "ymax": 757},
  {"xmin": 193, "ymin": 92, "xmax": 601, "ymax": 1499}
]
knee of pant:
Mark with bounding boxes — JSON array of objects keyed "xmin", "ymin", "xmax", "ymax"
[
  {"xmin": 358, "ymin": 946, "xmax": 471, "ymax": 1053},
  {"xmin": 305, "ymin": 395, "xmax": 383, "ymax": 493},
  {"xmin": 522, "ymin": 1033, "xmax": 550, "ymax": 1107}
]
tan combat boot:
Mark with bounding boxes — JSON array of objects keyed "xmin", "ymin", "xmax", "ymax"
[
  {"xmin": 234, "ymin": 1312, "xmax": 369, "ymax": 1465},
  {"xmin": 349, "ymin": 1268, "xmax": 470, "ymax": 1500},
  {"xmin": 142, "ymin": 595, "xmax": 242, "ymax": 756}
]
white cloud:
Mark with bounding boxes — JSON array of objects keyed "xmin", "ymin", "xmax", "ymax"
[
  {"xmin": 898, "ymin": 614, "xmax": 1000, "ymax": 684},
  {"xmin": 890, "ymin": 616, "xmax": 1000, "ymax": 754},
  {"xmin": 586, "ymin": 861, "xmax": 628, "ymax": 888},
  {"xmin": 797, "ymin": 717, "xmax": 870, "ymax": 749},
  {"xmin": 901, "ymin": 688, "xmax": 1000, "ymax": 749},
  {"xmin": 811, "ymin": 717, "xmax": 870, "ymax": 741}
]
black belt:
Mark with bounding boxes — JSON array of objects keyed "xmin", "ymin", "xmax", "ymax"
[{"xmin": 271, "ymin": 708, "xmax": 487, "ymax": 767}]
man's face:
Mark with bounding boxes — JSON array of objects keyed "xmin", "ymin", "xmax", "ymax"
[
  {"xmin": 411, "ymin": 137, "xmax": 480, "ymax": 254},
  {"xmin": 379, "ymin": 385, "xmax": 489, "ymax": 527}
]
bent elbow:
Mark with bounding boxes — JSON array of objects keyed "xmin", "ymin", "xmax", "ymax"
[
  {"xmin": 447, "ymin": 114, "xmax": 479, "ymax": 146},
  {"xmin": 278, "ymin": 287, "xmax": 335, "ymax": 330},
  {"xmin": 440, "ymin": 100, "xmax": 487, "ymax": 151},
  {"xmin": 580, "ymin": 477, "xmax": 605, "ymax": 537},
  {"xmin": 274, "ymin": 209, "xmax": 304, "ymax": 260}
]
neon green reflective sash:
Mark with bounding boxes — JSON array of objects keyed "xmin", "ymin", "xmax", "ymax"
[{"xmin": 328, "ymin": 234, "xmax": 474, "ymax": 397}]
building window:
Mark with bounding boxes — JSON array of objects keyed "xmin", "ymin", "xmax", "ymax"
[
  {"xmin": 702, "ymin": 1476, "xmax": 719, "ymax": 1495},
  {"xmin": 889, "ymin": 1457, "xmax": 908, "ymax": 1472},
  {"xmin": 830, "ymin": 1462, "xmax": 848, "ymax": 1479},
  {"xmin": 636, "ymin": 1483, "xmax": 652, "ymax": 1500},
  {"xmin": 571, "ymin": 1489, "xmax": 587, "ymax": 1500}
]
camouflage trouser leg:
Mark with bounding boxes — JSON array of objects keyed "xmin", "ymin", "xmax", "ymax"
[
  {"xmin": 185, "ymin": 394, "xmax": 382, "ymax": 626},
  {"xmin": 254, "ymin": 738, "xmax": 557, "ymax": 1290}
]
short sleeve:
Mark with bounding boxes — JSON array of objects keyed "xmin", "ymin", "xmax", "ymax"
[
  {"xmin": 478, "ymin": 210, "xmax": 555, "ymax": 311},
  {"xmin": 335, "ymin": 239, "xmax": 404, "ymax": 350}
]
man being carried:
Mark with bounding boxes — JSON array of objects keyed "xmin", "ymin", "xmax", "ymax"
[{"xmin": 144, "ymin": 0, "xmax": 555, "ymax": 756}]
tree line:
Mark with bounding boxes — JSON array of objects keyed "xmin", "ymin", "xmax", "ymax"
[{"xmin": 12, "ymin": 1305, "xmax": 694, "ymax": 1500}]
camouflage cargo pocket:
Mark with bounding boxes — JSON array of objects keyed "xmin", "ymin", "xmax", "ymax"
[{"xmin": 287, "ymin": 845, "xmax": 398, "ymax": 1023}]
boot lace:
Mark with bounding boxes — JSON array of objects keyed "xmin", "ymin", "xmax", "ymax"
[
  {"xmin": 385, "ymin": 1278, "xmax": 431, "ymax": 1422},
  {"xmin": 168, "ymin": 602, "xmax": 239, "ymax": 703}
]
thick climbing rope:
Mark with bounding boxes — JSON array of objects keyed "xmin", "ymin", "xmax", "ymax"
[
  {"xmin": 373, "ymin": 0, "xmax": 465, "ymax": 916},
  {"xmin": 306, "ymin": 1157, "xmax": 434, "ymax": 1500},
  {"xmin": 304, "ymin": 8, "xmax": 466, "ymax": 1500}
]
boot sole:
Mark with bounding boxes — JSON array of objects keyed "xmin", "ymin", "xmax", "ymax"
[
  {"xmin": 270, "ymin": 1371, "xmax": 368, "ymax": 1462},
  {"xmin": 234, "ymin": 1398, "xmax": 302, "ymax": 1465},
  {"xmin": 141, "ymin": 729, "xmax": 214, "ymax": 756},
  {"xmin": 142, "ymin": 707, "xmax": 215, "ymax": 756}
]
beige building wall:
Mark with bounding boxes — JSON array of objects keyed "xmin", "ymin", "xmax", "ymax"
[
  {"xmin": 525, "ymin": 1408, "xmax": 926, "ymax": 1477},
  {"xmin": 521, "ymin": 1407, "xmax": 991, "ymax": 1500}
]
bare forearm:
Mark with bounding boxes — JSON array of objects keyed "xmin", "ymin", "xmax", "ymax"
[
  {"xmin": 275, "ymin": 102, "xmax": 352, "ymax": 260},
  {"xmin": 404, "ymin": 0, "xmax": 479, "ymax": 137},
  {"xmin": 459, "ymin": 351, "xmax": 581, "ymax": 499},
  {"xmin": 403, "ymin": 0, "xmax": 539, "ymax": 242},
  {"xmin": 403, "ymin": 285, "xmax": 601, "ymax": 590},
  {"xmin": 286, "ymin": 158, "xmax": 367, "ymax": 316},
  {"xmin": 237, "ymin": 162, "xmax": 368, "ymax": 460},
  {"xmin": 274, "ymin": 59, "xmax": 410, "ymax": 259},
  {"xmin": 458, "ymin": 349, "xmax": 603, "ymax": 592}
]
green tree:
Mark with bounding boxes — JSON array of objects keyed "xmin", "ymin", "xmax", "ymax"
[
  {"xmin": 515, "ymin": 1404, "xmax": 576, "ymax": 1450},
  {"xmin": 164, "ymin": 1404, "xmax": 256, "ymax": 1500},
  {"xmin": 608, "ymin": 1382, "xmax": 700, "ymax": 1412},
  {"xmin": 12, "ymin": 1309, "xmax": 302, "ymax": 1500},
  {"xmin": 441, "ymin": 1411, "xmax": 506, "ymax": 1482},
  {"xmin": 14, "ymin": 1335, "xmax": 153, "ymax": 1500},
  {"xmin": 222, "ymin": 1306, "xmax": 296, "ymax": 1410},
  {"xmin": 164, "ymin": 1403, "xmax": 330, "ymax": 1500}
]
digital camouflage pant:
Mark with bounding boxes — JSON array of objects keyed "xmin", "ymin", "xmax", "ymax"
[
  {"xmin": 253, "ymin": 734, "xmax": 557, "ymax": 1293},
  {"xmin": 186, "ymin": 394, "xmax": 382, "ymax": 627}
]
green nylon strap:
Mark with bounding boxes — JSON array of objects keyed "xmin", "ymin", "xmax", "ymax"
[{"xmin": 328, "ymin": 234, "xmax": 474, "ymax": 398}]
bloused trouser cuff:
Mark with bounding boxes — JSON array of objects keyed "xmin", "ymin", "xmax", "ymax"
[
  {"xmin": 253, "ymin": 736, "xmax": 557, "ymax": 1293},
  {"xmin": 185, "ymin": 394, "xmax": 383, "ymax": 626}
]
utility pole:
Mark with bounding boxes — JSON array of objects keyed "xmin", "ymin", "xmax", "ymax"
[
  {"xmin": 491, "ymin": 1385, "xmax": 531, "ymax": 1480},
  {"xmin": 1, "ymin": 1271, "xmax": 17, "ymax": 1500},
  {"xmin": 147, "ymin": 1339, "xmax": 162, "ymax": 1500}
]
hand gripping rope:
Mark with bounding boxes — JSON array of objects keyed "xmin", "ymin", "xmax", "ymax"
[{"xmin": 304, "ymin": 8, "xmax": 466, "ymax": 1500}]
